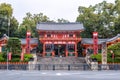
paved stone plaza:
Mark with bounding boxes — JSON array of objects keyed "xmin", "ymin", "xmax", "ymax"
[{"xmin": 0, "ymin": 70, "xmax": 119, "ymax": 80}]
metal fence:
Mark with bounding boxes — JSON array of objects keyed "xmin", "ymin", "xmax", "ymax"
[
  {"xmin": 34, "ymin": 64, "xmax": 90, "ymax": 70},
  {"xmin": 0, "ymin": 64, "xmax": 120, "ymax": 70},
  {"xmin": 0, "ymin": 64, "xmax": 28, "ymax": 70}
]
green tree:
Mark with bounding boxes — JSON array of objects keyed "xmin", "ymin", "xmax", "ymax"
[
  {"xmin": 113, "ymin": 0, "xmax": 120, "ymax": 36},
  {"xmin": 17, "ymin": 26, "xmax": 27, "ymax": 38},
  {"xmin": 107, "ymin": 42, "xmax": 120, "ymax": 62},
  {"xmin": 57, "ymin": 18, "xmax": 69, "ymax": 23},
  {"xmin": 76, "ymin": 1, "xmax": 116, "ymax": 38},
  {"xmin": 18, "ymin": 12, "xmax": 50, "ymax": 38},
  {"xmin": 6, "ymin": 37, "xmax": 21, "ymax": 54},
  {"xmin": 0, "ymin": 3, "xmax": 13, "ymax": 37},
  {"xmin": 0, "ymin": 3, "xmax": 19, "ymax": 37},
  {"xmin": 9, "ymin": 17, "xmax": 19, "ymax": 37},
  {"xmin": 0, "ymin": 3, "xmax": 12, "ymax": 17}
]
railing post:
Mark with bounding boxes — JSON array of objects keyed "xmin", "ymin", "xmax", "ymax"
[
  {"xmin": 99, "ymin": 64, "xmax": 102, "ymax": 71},
  {"xmin": 23, "ymin": 64, "xmax": 26, "ymax": 70},
  {"xmin": 114, "ymin": 64, "xmax": 118, "ymax": 70},
  {"xmin": 83, "ymin": 64, "xmax": 86, "ymax": 70},
  {"xmin": 53, "ymin": 65, "xmax": 55, "ymax": 70},
  {"xmin": 68, "ymin": 65, "xmax": 70, "ymax": 71},
  {"xmin": 38, "ymin": 64, "xmax": 40, "ymax": 70}
]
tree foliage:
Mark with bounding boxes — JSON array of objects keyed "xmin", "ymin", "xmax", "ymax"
[
  {"xmin": 18, "ymin": 12, "xmax": 51, "ymax": 38},
  {"xmin": 6, "ymin": 37, "xmax": 21, "ymax": 54},
  {"xmin": 108, "ymin": 42, "xmax": 120, "ymax": 57},
  {"xmin": 0, "ymin": 3, "xmax": 19, "ymax": 37},
  {"xmin": 57, "ymin": 18, "xmax": 69, "ymax": 23},
  {"xmin": 107, "ymin": 42, "xmax": 120, "ymax": 62},
  {"xmin": 76, "ymin": 1, "xmax": 120, "ymax": 38},
  {"xmin": 108, "ymin": 42, "xmax": 120, "ymax": 50},
  {"xmin": 0, "ymin": 3, "xmax": 12, "ymax": 37}
]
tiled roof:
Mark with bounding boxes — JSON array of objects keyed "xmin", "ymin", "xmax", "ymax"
[
  {"xmin": 107, "ymin": 34, "xmax": 120, "ymax": 42},
  {"xmin": 1, "ymin": 34, "xmax": 120, "ymax": 45},
  {"xmin": 36, "ymin": 22, "xmax": 84, "ymax": 31},
  {"xmin": 81, "ymin": 38, "xmax": 108, "ymax": 44},
  {"xmin": 0, "ymin": 34, "xmax": 9, "ymax": 41},
  {"xmin": 20, "ymin": 38, "xmax": 38, "ymax": 45}
]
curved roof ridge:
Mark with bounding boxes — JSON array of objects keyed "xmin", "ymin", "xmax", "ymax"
[
  {"xmin": 107, "ymin": 34, "xmax": 120, "ymax": 42},
  {"xmin": 37, "ymin": 22, "xmax": 81, "ymax": 24},
  {"xmin": 0, "ymin": 34, "xmax": 9, "ymax": 41},
  {"xmin": 36, "ymin": 22, "xmax": 84, "ymax": 31}
]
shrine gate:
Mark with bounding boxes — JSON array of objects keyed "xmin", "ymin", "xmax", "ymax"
[{"xmin": 36, "ymin": 22, "xmax": 84, "ymax": 57}]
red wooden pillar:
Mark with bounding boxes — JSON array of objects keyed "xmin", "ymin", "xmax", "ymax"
[
  {"xmin": 26, "ymin": 31, "xmax": 31, "ymax": 53},
  {"xmin": 8, "ymin": 52, "xmax": 12, "ymax": 60},
  {"xmin": 22, "ymin": 46, "xmax": 26, "ymax": 53},
  {"xmin": 52, "ymin": 51, "xmax": 55, "ymax": 57},
  {"xmin": 66, "ymin": 50, "xmax": 68, "ymax": 57},
  {"xmin": 21, "ymin": 52, "xmax": 24, "ymax": 61},
  {"xmin": 93, "ymin": 32, "xmax": 98, "ymax": 55},
  {"xmin": 43, "ymin": 43, "xmax": 46, "ymax": 57}
]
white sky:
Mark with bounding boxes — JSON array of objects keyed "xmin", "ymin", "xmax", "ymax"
[{"xmin": 0, "ymin": 0, "xmax": 115, "ymax": 23}]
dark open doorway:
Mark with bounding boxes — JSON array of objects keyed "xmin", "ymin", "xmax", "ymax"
[{"xmin": 54, "ymin": 44, "xmax": 65, "ymax": 57}]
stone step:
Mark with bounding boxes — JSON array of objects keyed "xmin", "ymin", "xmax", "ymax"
[{"xmin": 37, "ymin": 57, "xmax": 86, "ymax": 64}]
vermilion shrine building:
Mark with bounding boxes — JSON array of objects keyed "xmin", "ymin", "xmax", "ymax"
[
  {"xmin": 0, "ymin": 22, "xmax": 120, "ymax": 57},
  {"xmin": 36, "ymin": 23, "xmax": 84, "ymax": 57}
]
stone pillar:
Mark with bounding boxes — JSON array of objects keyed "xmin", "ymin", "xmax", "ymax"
[
  {"xmin": 102, "ymin": 42, "xmax": 108, "ymax": 70},
  {"xmin": 91, "ymin": 62, "xmax": 98, "ymax": 70}
]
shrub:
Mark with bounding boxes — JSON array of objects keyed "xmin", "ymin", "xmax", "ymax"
[
  {"xmin": 90, "ymin": 53, "xmax": 120, "ymax": 63},
  {"xmin": 11, "ymin": 58, "xmax": 20, "ymax": 62},
  {"xmin": 12, "ymin": 54, "xmax": 20, "ymax": 58},
  {"xmin": 107, "ymin": 42, "xmax": 120, "ymax": 63},
  {"xmin": 6, "ymin": 37, "xmax": 21, "ymax": 54},
  {"xmin": 24, "ymin": 54, "xmax": 33, "ymax": 59},
  {"xmin": 0, "ymin": 54, "xmax": 5, "ymax": 62},
  {"xmin": 90, "ymin": 53, "xmax": 101, "ymax": 62},
  {"xmin": 0, "ymin": 52, "xmax": 33, "ymax": 62},
  {"xmin": 24, "ymin": 54, "xmax": 33, "ymax": 62}
]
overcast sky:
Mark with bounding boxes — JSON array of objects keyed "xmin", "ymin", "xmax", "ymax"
[{"xmin": 0, "ymin": 0, "xmax": 115, "ymax": 23}]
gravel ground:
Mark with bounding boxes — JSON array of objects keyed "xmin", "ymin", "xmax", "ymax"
[{"xmin": 0, "ymin": 70, "xmax": 120, "ymax": 80}]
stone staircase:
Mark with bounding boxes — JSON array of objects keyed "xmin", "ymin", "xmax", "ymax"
[
  {"xmin": 37, "ymin": 57, "xmax": 85, "ymax": 64},
  {"xmin": 35, "ymin": 57, "xmax": 87, "ymax": 70}
]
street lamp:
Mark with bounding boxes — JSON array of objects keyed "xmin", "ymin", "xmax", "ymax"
[
  {"xmin": 0, "ymin": 15, "xmax": 10, "ymax": 70},
  {"xmin": 7, "ymin": 18, "xmax": 10, "ymax": 70},
  {"xmin": 8, "ymin": 19, "xmax": 10, "ymax": 37}
]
